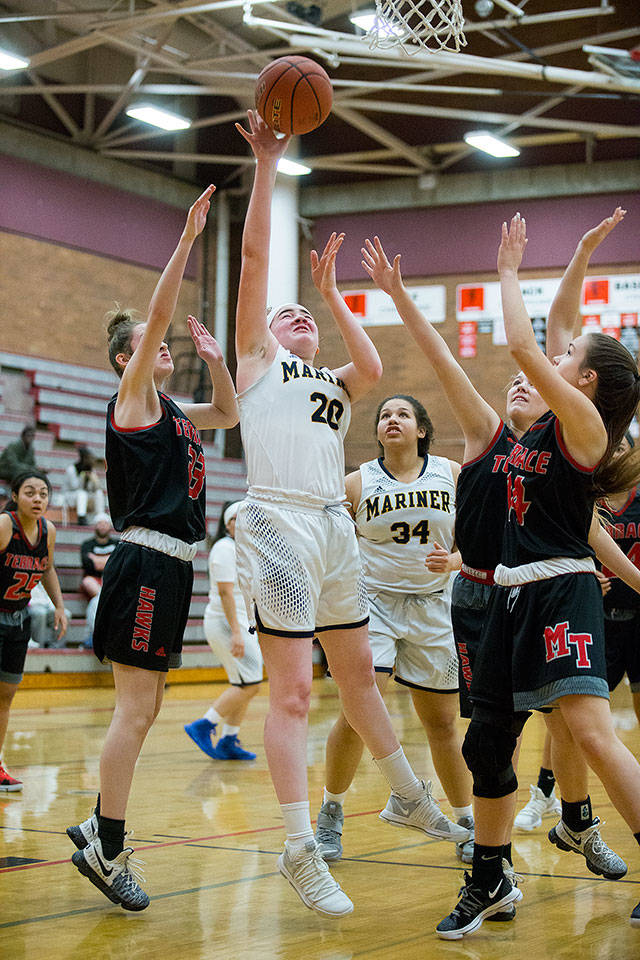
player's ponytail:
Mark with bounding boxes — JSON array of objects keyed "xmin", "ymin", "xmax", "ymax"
[{"xmin": 106, "ymin": 305, "xmax": 141, "ymax": 376}]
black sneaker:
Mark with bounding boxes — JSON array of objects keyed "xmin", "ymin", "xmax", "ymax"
[
  {"xmin": 631, "ymin": 901, "xmax": 640, "ymax": 928},
  {"xmin": 436, "ymin": 871, "xmax": 522, "ymax": 940},
  {"xmin": 72, "ymin": 837, "xmax": 149, "ymax": 911}
]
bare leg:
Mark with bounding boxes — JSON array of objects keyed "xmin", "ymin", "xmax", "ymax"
[
  {"xmin": 99, "ymin": 664, "xmax": 166, "ymax": 819},
  {"xmin": 211, "ymin": 683, "xmax": 261, "ymax": 726},
  {"xmin": 558, "ymin": 694, "xmax": 640, "ymax": 831},
  {"xmin": 0, "ymin": 680, "xmax": 19, "ymax": 757},
  {"xmin": 545, "ymin": 709, "xmax": 589, "ymax": 802},
  {"xmin": 632, "ymin": 691, "xmax": 640, "ymax": 728},
  {"xmin": 258, "ymin": 634, "xmax": 313, "ymax": 803},
  {"xmin": 474, "ymin": 795, "xmax": 517, "ymax": 846},
  {"xmin": 324, "ymin": 672, "xmax": 390, "ymax": 795},
  {"xmin": 410, "ymin": 688, "xmax": 471, "ymax": 807}
]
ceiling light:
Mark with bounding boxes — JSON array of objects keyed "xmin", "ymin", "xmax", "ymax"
[
  {"xmin": 349, "ymin": 10, "xmax": 404, "ymax": 36},
  {"xmin": 0, "ymin": 48, "xmax": 28, "ymax": 71},
  {"xmin": 125, "ymin": 104, "xmax": 190, "ymax": 131},
  {"xmin": 277, "ymin": 157, "xmax": 311, "ymax": 176},
  {"xmin": 463, "ymin": 131, "xmax": 520, "ymax": 158}
]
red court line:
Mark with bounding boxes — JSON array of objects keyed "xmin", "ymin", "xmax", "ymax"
[{"xmin": 0, "ymin": 808, "xmax": 382, "ymax": 873}]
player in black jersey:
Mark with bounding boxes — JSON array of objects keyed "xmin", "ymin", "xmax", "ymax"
[
  {"xmin": 0, "ymin": 471, "xmax": 66, "ymax": 792},
  {"xmin": 599, "ymin": 433, "xmax": 640, "ymax": 727},
  {"xmin": 435, "ymin": 211, "xmax": 640, "ymax": 937},
  {"xmin": 67, "ymin": 185, "xmax": 238, "ymax": 912}
]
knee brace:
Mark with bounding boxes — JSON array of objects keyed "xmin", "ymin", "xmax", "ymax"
[{"xmin": 462, "ymin": 719, "xmax": 518, "ymax": 799}]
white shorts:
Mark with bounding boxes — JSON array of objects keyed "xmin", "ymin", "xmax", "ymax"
[
  {"xmin": 368, "ymin": 589, "xmax": 459, "ymax": 692},
  {"xmin": 203, "ymin": 612, "xmax": 263, "ymax": 686},
  {"xmin": 235, "ymin": 498, "xmax": 369, "ymax": 637}
]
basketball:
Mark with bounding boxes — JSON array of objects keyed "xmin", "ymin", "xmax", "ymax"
[{"xmin": 255, "ymin": 56, "xmax": 333, "ymax": 136}]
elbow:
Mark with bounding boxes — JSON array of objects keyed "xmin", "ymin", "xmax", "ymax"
[{"xmin": 368, "ymin": 358, "xmax": 384, "ymax": 384}]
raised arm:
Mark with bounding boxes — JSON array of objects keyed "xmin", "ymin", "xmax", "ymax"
[
  {"xmin": 498, "ymin": 213, "xmax": 606, "ymax": 466},
  {"xmin": 361, "ymin": 236, "xmax": 500, "ymax": 460},
  {"xmin": 174, "ymin": 316, "xmax": 238, "ymax": 430},
  {"xmin": 312, "ymin": 233, "xmax": 382, "ymax": 402},
  {"xmin": 546, "ymin": 207, "xmax": 626, "ymax": 359},
  {"xmin": 234, "ymin": 110, "xmax": 291, "ymax": 389},
  {"xmin": 118, "ymin": 185, "xmax": 216, "ymax": 407}
]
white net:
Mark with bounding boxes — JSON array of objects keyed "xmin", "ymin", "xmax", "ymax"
[{"xmin": 367, "ymin": 0, "xmax": 466, "ymax": 53}]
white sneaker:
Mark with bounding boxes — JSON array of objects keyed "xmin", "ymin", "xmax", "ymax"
[
  {"xmin": 278, "ymin": 840, "xmax": 353, "ymax": 918},
  {"xmin": 514, "ymin": 784, "xmax": 561, "ymax": 831},
  {"xmin": 379, "ymin": 780, "xmax": 472, "ymax": 842},
  {"xmin": 71, "ymin": 836, "xmax": 149, "ymax": 911}
]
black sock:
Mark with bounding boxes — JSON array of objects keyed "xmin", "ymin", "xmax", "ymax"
[
  {"xmin": 95, "ymin": 793, "xmax": 100, "ymax": 817},
  {"xmin": 537, "ymin": 767, "xmax": 555, "ymax": 798},
  {"xmin": 97, "ymin": 815, "xmax": 125, "ymax": 860},
  {"xmin": 472, "ymin": 844, "xmax": 503, "ymax": 888},
  {"xmin": 561, "ymin": 796, "xmax": 592, "ymax": 833},
  {"xmin": 634, "ymin": 832, "xmax": 640, "ymax": 846},
  {"xmin": 502, "ymin": 842, "xmax": 512, "ymax": 867}
]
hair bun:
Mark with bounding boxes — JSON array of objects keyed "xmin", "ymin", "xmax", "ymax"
[{"xmin": 105, "ymin": 304, "xmax": 136, "ymax": 340}]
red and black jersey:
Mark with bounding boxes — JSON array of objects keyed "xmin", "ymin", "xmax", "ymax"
[
  {"xmin": 105, "ymin": 392, "xmax": 206, "ymax": 544},
  {"xmin": 599, "ymin": 486, "xmax": 640, "ymax": 610},
  {"xmin": 502, "ymin": 411, "xmax": 596, "ymax": 567},
  {"xmin": 0, "ymin": 513, "xmax": 49, "ymax": 612},
  {"xmin": 455, "ymin": 421, "xmax": 518, "ymax": 572}
]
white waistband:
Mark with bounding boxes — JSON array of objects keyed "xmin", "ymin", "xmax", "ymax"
[
  {"xmin": 120, "ymin": 526, "xmax": 197, "ymax": 562},
  {"xmin": 247, "ymin": 485, "xmax": 348, "ymax": 514},
  {"xmin": 494, "ymin": 556, "xmax": 595, "ymax": 586}
]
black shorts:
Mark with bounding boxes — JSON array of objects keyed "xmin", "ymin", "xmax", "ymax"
[
  {"xmin": 472, "ymin": 572, "xmax": 609, "ymax": 713},
  {"xmin": 0, "ymin": 611, "xmax": 30, "ymax": 684},
  {"xmin": 450, "ymin": 574, "xmax": 494, "ymax": 719},
  {"xmin": 93, "ymin": 541, "xmax": 193, "ymax": 673},
  {"xmin": 605, "ymin": 609, "xmax": 640, "ymax": 692}
]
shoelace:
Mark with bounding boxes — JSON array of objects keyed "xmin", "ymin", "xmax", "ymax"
[
  {"xmin": 585, "ymin": 821, "xmax": 609, "ymax": 855},
  {"xmin": 316, "ymin": 826, "xmax": 339, "ymax": 844},
  {"xmin": 118, "ymin": 848, "xmax": 146, "ymax": 887},
  {"xmin": 412, "ymin": 782, "xmax": 449, "ymax": 828},
  {"xmin": 294, "ymin": 850, "xmax": 339, "ymax": 897}
]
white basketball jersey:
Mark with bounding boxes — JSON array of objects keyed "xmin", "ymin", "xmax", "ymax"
[
  {"xmin": 238, "ymin": 345, "xmax": 351, "ymax": 502},
  {"xmin": 356, "ymin": 455, "xmax": 456, "ymax": 593},
  {"xmin": 205, "ymin": 536, "xmax": 245, "ymax": 619}
]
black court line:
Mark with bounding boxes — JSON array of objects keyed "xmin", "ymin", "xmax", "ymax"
[
  {"xmin": 343, "ymin": 856, "xmax": 640, "ymax": 884},
  {"xmin": 0, "ymin": 869, "xmax": 280, "ymax": 929}
]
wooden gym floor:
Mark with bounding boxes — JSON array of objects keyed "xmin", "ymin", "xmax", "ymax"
[{"xmin": 1, "ymin": 677, "xmax": 639, "ymax": 960}]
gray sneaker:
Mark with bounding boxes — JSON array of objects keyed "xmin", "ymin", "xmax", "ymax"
[
  {"xmin": 315, "ymin": 801, "xmax": 344, "ymax": 862},
  {"xmin": 66, "ymin": 811, "xmax": 98, "ymax": 850},
  {"xmin": 71, "ymin": 836, "xmax": 150, "ymax": 911},
  {"xmin": 548, "ymin": 817, "xmax": 627, "ymax": 880},
  {"xmin": 455, "ymin": 815, "xmax": 474, "ymax": 864},
  {"xmin": 380, "ymin": 780, "xmax": 472, "ymax": 842}
]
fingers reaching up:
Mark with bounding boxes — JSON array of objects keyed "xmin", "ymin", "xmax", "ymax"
[
  {"xmin": 497, "ymin": 212, "xmax": 527, "ymax": 275},
  {"xmin": 361, "ymin": 236, "xmax": 403, "ymax": 296},
  {"xmin": 235, "ymin": 109, "xmax": 292, "ymax": 162}
]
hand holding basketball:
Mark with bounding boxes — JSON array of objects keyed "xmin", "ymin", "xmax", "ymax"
[
  {"xmin": 255, "ymin": 56, "xmax": 333, "ymax": 136},
  {"xmin": 235, "ymin": 109, "xmax": 291, "ymax": 162}
]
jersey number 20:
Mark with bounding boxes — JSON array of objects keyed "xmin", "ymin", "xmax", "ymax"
[{"xmin": 310, "ymin": 392, "xmax": 344, "ymax": 431}]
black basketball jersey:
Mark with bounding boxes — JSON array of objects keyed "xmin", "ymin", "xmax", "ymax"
[
  {"xmin": 105, "ymin": 392, "xmax": 206, "ymax": 544},
  {"xmin": 0, "ymin": 513, "xmax": 49, "ymax": 613},
  {"xmin": 502, "ymin": 412, "xmax": 596, "ymax": 567},
  {"xmin": 599, "ymin": 486, "xmax": 640, "ymax": 610},
  {"xmin": 455, "ymin": 421, "xmax": 518, "ymax": 572}
]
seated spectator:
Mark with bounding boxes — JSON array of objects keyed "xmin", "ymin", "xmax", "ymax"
[
  {"xmin": 81, "ymin": 513, "xmax": 117, "ymax": 646},
  {"xmin": 28, "ymin": 582, "xmax": 71, "ymax": 649},
  {"xmin": 62, "ymin": 447, "xmax": 106, "ymax": 525},
  {"xmin": 0, "ymin": 426, "xmax": 38, "ymax": 488}
]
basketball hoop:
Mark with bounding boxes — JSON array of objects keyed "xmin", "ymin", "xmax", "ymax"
[{"xmin": 366, "ymin": 0, "xmax": 466, "ymax": 54}]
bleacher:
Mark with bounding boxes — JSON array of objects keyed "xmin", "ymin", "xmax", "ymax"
[{"xmin": 0, "ymin": 351, "xmax": 248, "ymax": 678}]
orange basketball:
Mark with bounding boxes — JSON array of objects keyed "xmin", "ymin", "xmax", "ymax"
[{"xmin": 255, "ymin": 56, "xmax": 333, "ymax": 136}]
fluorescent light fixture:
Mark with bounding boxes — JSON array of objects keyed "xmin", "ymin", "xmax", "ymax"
[
  {"xmin": 350, "ymin": 9, "xmax": 404, "ymax": 37},
  {"xmin": 463, "ymin": 130, "xmax": 520, "ymax": 158},
  {"xmin": 125, "ymin": 104, "xmax": 190, "ymax": 131},
  {"xmin": 277, "ymin": 157, "xmax": 311, "ymax": 176},
  {"xmin": 0, "ymin": 49, "xmax": 28, "ymax": 71}
]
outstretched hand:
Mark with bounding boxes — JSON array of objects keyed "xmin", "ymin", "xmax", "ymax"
[
  {"xmin": 188, "ymin": 315, "xmax": 223, "ymax": 364},
  {"xmin": 184, "ymin": 184, "xmax": 216, "ymax": 241},
  {"xmin": 497, "ymin": 212, "xmax": 527, "ymax": 275},
  {"xmin": 311, "ymin": 232, "xmax": 344, "ymax": 296},
  {"xmin": 235, "ymin": 109, "xmax": 291, "ymax": 163},
  {"xmin": 579, "ymin": 206, "xmax": 626, "ymax": 256},
  {"xmin": 361, "ymin": 236, "xmax": 403, "ymax": 296}
]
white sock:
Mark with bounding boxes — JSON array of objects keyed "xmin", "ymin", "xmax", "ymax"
[
  {"xmin": 323, "ymin": 787, "xmax": 347, "ymax": 807},
  {"xmin": 282, "ymin": 801, "xmax": 314, "ymax": 855},
  {"xmin": 222, "ymin": 724, "xmax": 240, "ymax": 737},
  {"xmin": 452, "ymin": 805, "xmax": 473, "ymax": 822},
  {"xmin": 375, "ymin": 747, "xmax": 423, "ymax": 800},
  {"xmin": 204, "ymin": 708, "xmax": 222, "ymax": 726}
]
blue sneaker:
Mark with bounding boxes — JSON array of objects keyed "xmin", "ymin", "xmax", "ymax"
[
  {"xmin": 214, "ymin": 734, "xmax": 256, "ymax": 761},
  {"xmin": 184, "ymin": 718, "xmax": 218, "ymax": 758}
]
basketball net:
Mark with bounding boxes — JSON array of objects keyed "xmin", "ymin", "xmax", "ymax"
[{"xmin": 366, "ymin": 0, "xmax": 466, "ymax": 53}]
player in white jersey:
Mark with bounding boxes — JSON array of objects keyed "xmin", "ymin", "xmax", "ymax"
[
  {"xmin": 315, "ymin": 395, "xmax": 472, "ymax": 862},
  {"xmin": 233, "ymin": 110, "xmax": 470, "ymax": 919},
  {"xmin": 184, "ymin": 500, "xmax": 263, "ymax": 761}
]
